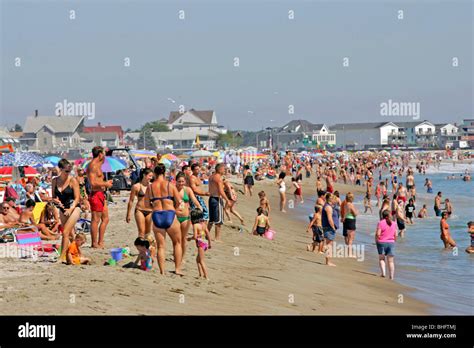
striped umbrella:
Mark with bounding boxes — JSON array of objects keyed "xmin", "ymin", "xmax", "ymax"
[
  {"xmin": 82, "ymin": 156, "xmax": 127, "ymax": 173},
  {"xmin": 162, "ymin": 153, "xmax": 178, "ymax": 161},
  {"xmin": 130, "ymin": 150, "xmax": 156, "ymax": 159}
]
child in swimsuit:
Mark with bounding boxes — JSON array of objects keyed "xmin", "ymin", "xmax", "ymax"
[
  {"xmin": 258, "ymin": 191, "xmax": 271, "ymax": 216},
  {"xmin": 134, "ymin": 237, "xmax": 153, "ymax": 271},
  {"xmin": 252, "ymin": 207, "xmax": 270, "ymax": 236},
  {"xmin": 417, "ymin": 204, "xmax": 427, "ymax": 218},
  {"xmin": 190, "ymin": 208, "xmax": 211, "ymax": 279}
]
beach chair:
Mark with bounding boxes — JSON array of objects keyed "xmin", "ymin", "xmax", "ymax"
[{"xmin": 13, "ymin": 227, "xmax": 58, "ymax": 258}]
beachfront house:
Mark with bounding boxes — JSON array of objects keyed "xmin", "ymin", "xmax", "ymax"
[
  {"xmin": 332, "ymin": 122, "xmax": 399, "ymax": 150},
  {"xmin": 392, "ymin": 120, "xmax": 436, "ymax": 148},
  {"xmin": 126, "ymin": 128, "xmax": 220, "ymax": 150},
  {"xmin": 271, "ymin": 120, "xmax": 336, "ymax": 150},
  {"xmin": 459, "ymin": 118, "xmax": 474, "ymax": 149},
  {"xmin": 21, "ymin": 112, "xmax": 85, "ymax": 153},
  {"xmin": 168, "ymin": 109, "xmax": 227, "ymax": 134},
  {"xmin": 435, "ymin": 123, "xmax": 460, "ymax": 149},
  {"xmin": 81, "ymin": 122, "xmax": 124, "ymax": 149},
  {"xmin": 0, "ymin": 127, "xmax": 20, "ymax": 150}
]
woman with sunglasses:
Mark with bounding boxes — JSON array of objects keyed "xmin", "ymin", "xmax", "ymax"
[{"xmin": 52, "ymin": 159, "xmax": 81, "ymax": 262}]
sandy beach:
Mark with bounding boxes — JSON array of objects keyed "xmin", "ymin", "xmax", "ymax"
[{"xmin": 0, "ymin": 177, "xmax": 429, "ymax": 315}]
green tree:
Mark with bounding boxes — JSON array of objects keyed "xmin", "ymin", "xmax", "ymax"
[
  {"xmin": 217, "ymin": 132, "xmax": 243, "ymax": 148},
  {"xmin": 12, "ymin": 124, "xmax": 22, "ymax": 132},
  {"xmin": 137, "ymin": 128, "xmax": 157, "ymax": 150},
  {"xmin": 142, "ymin": 121, "xmax": 170, "ymax": 132}
]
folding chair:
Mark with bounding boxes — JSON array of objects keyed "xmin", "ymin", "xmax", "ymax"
[{"xmin": 13, "ymin": 227, "xmax": 58, "ymax": 258}]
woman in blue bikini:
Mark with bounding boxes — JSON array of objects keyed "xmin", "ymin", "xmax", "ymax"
[{"xmin": 145, "ymin": 164, "xmax": 184, "ymax": 276}]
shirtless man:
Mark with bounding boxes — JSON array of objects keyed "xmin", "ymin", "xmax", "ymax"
[
  {"xmin": 325, "ymin": 170, "xmax": 334, "ymax": 193},
  {"xmin": 406, "ymin": 169, "xmax": 415, "ymax": 191},
  {"xmin": 208, "ymin": 163, "xmax": 230, "ymax": 241},
  {"xmin": 396, "ymin": 183, "xmax": 407, "ymax": 204},
  {"xmin": 0, "ymin": 202, "xmax": 20, "ymax": 228},
  {"xmin": 188, "ymin": 163, "xmax": 210, "ymax": 220},
  {"xmin": 87, "ymin": 146, "xmax": 113, "ymax": 248}
]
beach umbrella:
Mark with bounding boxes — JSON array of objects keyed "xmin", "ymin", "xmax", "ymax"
[
  {"xmin": 159, "ymin": 157, "xmax": 172, "ymax": 168},
  {"xmin": 130, "ymin": 149, "xmax": 156, "ymax": 159},
  {"xmin": 0, "ymin": 166, "xmax": 38, "ymax": 177},
  {"xmin": 162, "ymin": 153, "xmax": 178, "ymax": 161},
  {"xmin": 0, "ymin": 152, "xmax": 47, "ymax": 167},
  {"xmin": 82, "ymin": 156, "xmax": 127, "ymax": 173},
  {"xmin": 74, "ymin": 158, "xmax": 86, "ymax": 166},
  {"xmin": 191, "ymin": 150, "xmax": 213, "ymax": 158},
  {"xmin": 45, "ymin": 156, "xmax": 61, "ymax": 166}
]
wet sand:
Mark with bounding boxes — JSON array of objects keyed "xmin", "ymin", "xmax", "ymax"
[{"xmin": 0, "ymin": 176, "xmax": 428, "ymax": 315}]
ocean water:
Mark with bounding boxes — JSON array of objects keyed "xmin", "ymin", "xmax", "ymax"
[{"xmin": 298, "ymin": 163, "xmax": 474, "ymax": 315}]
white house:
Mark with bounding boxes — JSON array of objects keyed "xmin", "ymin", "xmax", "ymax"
[
  {"xmin": 436, "ymin": 123, "xmax": 459, "ymax": 149},
  {"xmin": 168, "ymin": 109, "xmax": 227, "ymax": 134},
  {"xmin": 394, "ymin": 120, "xmax": 436, "ymax": 147},
  {"xmin": 311, "ymin": 124, "xmax": 336, "ymax": 146},
  {"xmin": 126, "ymin": 128, "xmax": 220, "ymax": 150}
]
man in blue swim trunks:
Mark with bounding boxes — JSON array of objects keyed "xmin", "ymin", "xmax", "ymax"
[{"xmin": 187, "ymin": 164, "xmax": 210, "ymax": 220}]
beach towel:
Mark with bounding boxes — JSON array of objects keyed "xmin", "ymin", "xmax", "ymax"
[{"xmin": 32, "ymin": 202, "xmax": 47, "ymax": 224}]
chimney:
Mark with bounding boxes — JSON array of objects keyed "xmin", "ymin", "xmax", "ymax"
[{"xmin": 34, "ymin": 109, "xmax": 38, "ymax": 117}]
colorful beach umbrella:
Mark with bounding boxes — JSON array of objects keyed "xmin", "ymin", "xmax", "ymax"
[
  {"xmin": 159, "ymin": 157, "xmax": 172, "ymax": 168},
  {"xmin": 0, "ymin": 152, "xmax": 47, "ymax": 167},
  {"xmin": 82, "ymin": 156, "xmax": 127, "ymax": 173},
  {"xmin": 130, "ymin": 150, "xmax": 156, "ymax": 159},
  {"xmin": 162, "ymin": 153, "xmax": 178, "ymax": 161}
]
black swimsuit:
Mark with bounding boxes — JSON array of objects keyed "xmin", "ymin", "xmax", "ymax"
[{"xmin": 54, "ymin": 183, "xmax": 75, "ymax": 212}]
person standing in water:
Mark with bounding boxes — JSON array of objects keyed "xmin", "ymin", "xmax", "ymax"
[
  {"xmin": 86, "ymin": 146, "xmax": 113, "ymax": 248},
  {"xmin": 375, "ymin": 210, "xmax": 397, "ymax": 280},
  {"xmin": 440, "ymin": 211, "xmax": 456, "ymax": 249},
  {"xmin": 434, "ymin": 191, "xmax": 443, "ymax": 217}
]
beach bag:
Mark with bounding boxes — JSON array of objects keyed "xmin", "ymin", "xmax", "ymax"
[{"xmin": 5, "ymin": 186, "xmax": 19, "ymax": 201}]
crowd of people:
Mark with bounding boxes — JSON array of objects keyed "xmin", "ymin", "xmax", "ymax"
[{"xmin": 1, "ymin": 146, "xmax": 473, "ymax": 280}]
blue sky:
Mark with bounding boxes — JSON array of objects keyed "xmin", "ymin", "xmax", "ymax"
[{"xmin": 1, "ymin": 0, "xmax": 472, "ymax": 130}]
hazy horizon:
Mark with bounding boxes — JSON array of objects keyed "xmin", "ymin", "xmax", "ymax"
[{"xmin": 1, "ymin": 0, "xmax": 472, "ymax": 131}]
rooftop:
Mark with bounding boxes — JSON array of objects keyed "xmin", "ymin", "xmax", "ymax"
[{"xmin": 23, "ymin": 115, "xmax": 85, "ymax": 134}]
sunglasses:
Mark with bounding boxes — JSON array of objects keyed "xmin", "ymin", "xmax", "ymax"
[{"xmin": 2, "ymin": 206, "xmax": 10, "ymax": 210}]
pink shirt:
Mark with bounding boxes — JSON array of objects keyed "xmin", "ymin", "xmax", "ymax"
[{"xmin": 377, "ymin": 219, "xmax": 396, "ymax": 243}]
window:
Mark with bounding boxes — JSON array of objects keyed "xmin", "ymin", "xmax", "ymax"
[
  {"xmin": 62, "ymin": 137, "xmax": 68, "ymax": 142},
  {"xmin": 43, "ymin": 138, "xmax": 47, "ymax": 145}
]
